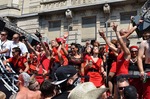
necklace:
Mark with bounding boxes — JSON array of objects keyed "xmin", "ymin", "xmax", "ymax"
[{"xmin": 130, "ymin": 58, "xmax": 137, "ymax": 63}]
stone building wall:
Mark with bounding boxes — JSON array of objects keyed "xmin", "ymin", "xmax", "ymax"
[{"xmin": 0, "ymin": 0, "xmax": 146, "ymax": 46}]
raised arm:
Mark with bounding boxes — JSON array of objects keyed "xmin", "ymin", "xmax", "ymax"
[
  {"xmin": 98, "ymin": 29, "xmax": 118, "ymax": 53},
  {"xmin": 61, "ymin": 43, "xmax": 68, "ymax": 56},
  {"xmin": 137, "ymin": 41, "xmax": 145, "ymax": 76},
  {"xmin": 23, "ymin": 61, "xmax": 29, "ymax": 73},
  {"xmin": 121, "ymin": 25, "xmax": 137, "ymax": 38},
  {"xmin": 122, "ymin": 18, "xmax": 143, "ymax": 38},
  {"xmin": 24, "ymin": 40, "xmax": 39, "ymax": 56},
  {"xmin": 36, "ymin": 32, "xmax": 51, "ymax": 59},
  {"xmin": 40, "ymin": 40, "xmax": 51, "ymax": 59},
  {"xmin": 112, "ymin": 23, "xmax": 130, "ymax": 60}
]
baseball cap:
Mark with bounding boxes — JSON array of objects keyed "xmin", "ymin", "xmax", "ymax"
[{"xmin": 52, "ymin": 65, "xmax": 77, "ymax": 85}]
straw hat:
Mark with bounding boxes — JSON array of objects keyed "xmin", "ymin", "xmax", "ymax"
[
  {"xmin": 0, "ymin": 91, "xmax": 6, "ymax": 99},
  {"xmin": 68, "ymin": 82, "xmax": 108, "ymax": 99}
]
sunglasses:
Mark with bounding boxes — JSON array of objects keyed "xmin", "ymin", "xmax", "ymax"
[
  {"xmin": 118, "ymin": 86, "xmax": 126, "ymax": 90},
  {"xmin": 131, "ymin": 51, "xmax": 138, "ymax": 53},
  {"xmin": 12, "ymin": 51, "xmax": 16, "ymax": 54},
  {"xmin": 1, "ymin": 34, "xmax": 6, "ymax": 36},
  {"xmin": 71, "ymin": 47, "xmax": 75, "ymax": 50}
]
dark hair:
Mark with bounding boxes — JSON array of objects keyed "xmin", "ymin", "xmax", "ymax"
[
  {"xmin": 117, "ymin": 77, "xmax": 129, "ymax": 84},
  {"xmin": 71, "ymin": 43, "xmax": 80, "ymax": 52},
  {"xmin": 122, "ymin": 38, "xmax": 130, "ymax": 47},
  {"xmin": 0, "ymin": 30, "xmax": 8, "ymax": 35},
  {"xmin": 111, "ymin": 39, "xmax": 118, "ymax": 48},
  {"xmin": 124, "ymin": 85, "xmax": 137, "ymax": 99},
  {"xmin": 12, "ymin": 47, "xmax": 21, "ymax": 54},
  {"xmin": 40, "ymin": 80, "xmax": 56, "ymax": 98},
  {"xmin": 91, "ymin": 46, "xmax": 99, "ymax": 53}
]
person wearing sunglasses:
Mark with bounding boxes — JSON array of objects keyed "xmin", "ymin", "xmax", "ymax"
[
  {"xmin": 117, "ymin": 77, "xmax": 129, "ymax": 99},
  {"xmin": 3, "ymin": 47, "xmax": 29, "ymax": 74},
  {"xmin": 0, "ymin": 31, "xmax": 11, "ymax": 59}
]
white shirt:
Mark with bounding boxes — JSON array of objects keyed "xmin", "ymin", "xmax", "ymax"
[
  {"xmin": 0, "ymin": 40, "xmax": 11, "ymax": 57},
  {"xmin": 9, "ymin": 41, "xmax": 28, "ymax": 57}
]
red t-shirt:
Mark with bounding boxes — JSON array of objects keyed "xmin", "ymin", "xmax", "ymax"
[
  {"xmin": 52, "ymin": 46, "xmax": 68, "ymax": 66},
  {"xmin": 116, "ymin": 52, "xmax": 129, "ymax": 76},
  {"xmin": 36, "ymin": 54, "xmax": 50, "ymax": 84},
  {"xmin": 8, "ymin": 56, "xmax": 27, "ymax": 71},
  {"xmin": 110, "ymin": 62, "xmax": 117, "ymax": 73}
]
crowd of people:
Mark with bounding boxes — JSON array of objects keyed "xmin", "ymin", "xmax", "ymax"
[{"xmin": 0, "ymin": 17, "xmax": 150, "ymax": 99}]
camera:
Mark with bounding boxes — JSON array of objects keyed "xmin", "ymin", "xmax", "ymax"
[
  {"xmin": 55, "ymin": 38, "xmax": 66, "ymax": 45},
  {"xmin": 35, "ymin": 30, "xmax": 42, "ymax": 38}
]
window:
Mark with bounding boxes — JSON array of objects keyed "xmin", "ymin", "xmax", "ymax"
[
  {"xmin": 120, "ymin": 11, "xmax": 137, "ymax": 21},
  {"xmin": 82, "ymin": 16, "xmax": 96, "ymax": 41},
  {"xmin": 82, "ymin": 17, "xmax": 96, "ymax": 25},
  {"xmin": 49, "ymin": 20, "xmax": 61, "ymax": 29},
  {"xmin": 48, "ymin": 20, "xmax": 61, "ymax": 40}
]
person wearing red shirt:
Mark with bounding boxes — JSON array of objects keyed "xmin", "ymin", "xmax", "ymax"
[
  {"xmin": 3, "ymin": 47, "xmax": 29, "ymax": 74},
  {"xmin": 99, "ymin": 22, "xmax": 140, "ymax": 99},
  {"xmin": 99, "ymin": 23, "xmax": 131, "ymax": 75},
  {"xmin": 50, "ymin": 32, "xmax": 69, "ymax": 80},
  {"xmin": 25, "ymin": 34, "xmax": 51, "ymax": 84},
  {"xmin": 84, "ymin": 46, "xmax": 106, "ymax": 87}
]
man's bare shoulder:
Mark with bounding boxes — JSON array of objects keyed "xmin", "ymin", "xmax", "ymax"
[
  {"xmin": 27, "ymin": 90, "xmax": 41, "ymax": 99},
  {"xmin": 16, "ymin": 90, "xmax": 41, "ymax": 99}
]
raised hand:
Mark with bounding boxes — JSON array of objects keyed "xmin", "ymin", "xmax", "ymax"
[
  {"xmin": 35, "ymin": 30, "xmax": 42, "ymax": 41},
  {"xmin": 98, "ymin": 29, "xmax": 105, "ymax": 38},
  {"xmin": 42, "ymin": 69, "xmax": 48, "ymax": 76},
  {"xmin": 63, "ymin": 32, "xmax": 69, "ymax": 39},
  {"xmin": 112, "ymin": 22, "xmax": 118, "ymax": 32}
]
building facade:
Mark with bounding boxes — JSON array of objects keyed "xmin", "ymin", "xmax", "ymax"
[{"xmin": 0, "ymin": 0, "xmax": 147, "ymax": 45}]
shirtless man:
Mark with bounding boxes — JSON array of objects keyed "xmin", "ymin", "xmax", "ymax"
[
  {"xmin": 137, "ymin": 28, "xmax": 150, "ymax": 99},
  {"xmin": 10, "ymin": 72, "xmax": 41, "ymax": 99}
]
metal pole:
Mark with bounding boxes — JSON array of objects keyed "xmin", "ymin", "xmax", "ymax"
[{"xmin": 105, "ymin": 20, "xmax": 108, "ymax": 37}]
